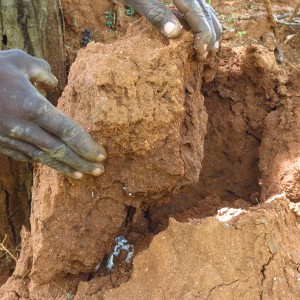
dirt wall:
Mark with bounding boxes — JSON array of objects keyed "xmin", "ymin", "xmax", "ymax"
[
  {"xmin": 0, "ymin": 22, "xmax": 208, "ymax": 299},
  {"xmin": 102, "ymin": 196, "xmax": 300, "ymax": 300}
]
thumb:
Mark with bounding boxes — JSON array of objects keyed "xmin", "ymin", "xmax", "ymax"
[
  {"xmin": 25, "ymin": 57, "xmax": 58, "ymax": 89},
  {"xmin": 4, "ymin": 49, "xmax": 58, "ymax": 89},
  {"xmin": 120, "ymin": 0, "xmax": 183, "ymax": 38}
]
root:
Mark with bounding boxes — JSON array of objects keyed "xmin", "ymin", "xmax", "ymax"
[
  {"xmin": 287, "ymin": 2, "xmax": 300, "ymax": 23},
  {"xmin": 262, "ymin": 0, "xmax": 280, "ymax": 39},
  {"xmin": 0, "ymin": 235, "xmax": 17, "ymax": 262},
  {"xmin": 277, "ymin": 2, "xmax": 300, "ymax": 27}
]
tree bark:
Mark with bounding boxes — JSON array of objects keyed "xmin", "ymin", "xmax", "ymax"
[
  {"xmin": 0, "ymin": 0, "xmax": 65, "ymax": 246},
  {"xmin": 0, "ymin": 156, "xmax": 32, "ymax": 245},
  {"xmin": 0, "ymin": 0, "xmax": 66, "ymax": 103}
]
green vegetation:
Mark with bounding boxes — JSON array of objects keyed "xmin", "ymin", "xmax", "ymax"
[
  {"xmin": 236, "ymin": 30, "xmax": 247, "ymax": 39},
  {"xmin": 104, "ymin": 10, "xmax": 116, "ymax": 29},
  {"xmin": 125, "ymin": 6, "xmax": 135, "ymax": 16}
]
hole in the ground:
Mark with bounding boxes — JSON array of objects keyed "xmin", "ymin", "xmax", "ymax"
[
  {"xmin": 140, "ymin": 63, "xmax": 269, "ymax": 231},
  {"xmin": 123, "ymin": 206, "xmax": 136, "ymax": 229}
]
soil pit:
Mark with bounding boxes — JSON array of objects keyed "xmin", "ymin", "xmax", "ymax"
[{"xmin": 1, "ymin": 0, "xmax": 300, "ymax": 299}]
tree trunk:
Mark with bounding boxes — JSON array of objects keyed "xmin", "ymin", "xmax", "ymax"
[
  {"xmin": 0, "ymin": 0, "xmax": 65, "ymax": 246},
  {"xmin": 0, "ymin": 0, "xmax": 66, "ymax": 103},
  {"xmin": 0, "ymin": 156, "xmax": 32, "ymax": 245}
]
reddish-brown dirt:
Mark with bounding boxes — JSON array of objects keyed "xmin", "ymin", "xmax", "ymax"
[
  {"xmin": 102, "ymin": 196, "xmax": 300, "ymax": 300},
  {"xmin": 1, "ymin": 0, "xmax": 300, "ymax": 299}
]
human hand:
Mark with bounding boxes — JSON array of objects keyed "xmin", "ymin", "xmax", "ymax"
[
  {"xmin": 120, "ymin": 0, "xmax": 222, "ymax": 59},
  {"xmin": 0, "ymin": 49, "xmax": 106, "ymax": 179}
]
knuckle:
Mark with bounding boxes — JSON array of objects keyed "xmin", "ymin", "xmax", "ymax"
[
  {"xmin": 8, "ymin": 49, "xmax": 35, "ymax": 68},
  {"xmin": 26, "ymin": 58, "xmax": 57, "ymax": 87},
  {"xmin": 146, "ymin": 6, "xmax": 165, "ymax": 25},
  {"xmin": 47, "ymin": 144, "xmax": 67, "ymax": 160},
  {"xmin": 29, "ymin": 62, "xmax": 50, "ymax": 78},
  {"xmin": 61, "ymin": 123, "xmax": 84, "ymax": 144},
  {"xmin": 36, "ymin": 57, "xmax": 51, "ymax": 69},
  {"xmin": 10, "ymin": 49, "xmax": 29, "ymax": 59},
  {"xmin": 22, "ymin": 94, "xmax": 47, "ymax": 119},
  {"xmin": 201, "ymin": 4, "xmax": 210, "ymax": 17},
  {"xmin": 31, "ymin": 149, "xmax": 47, "ymax": 161},
  {"xmin": 33, "ymin": 58, "xmax": 53, "ymax": 77}
]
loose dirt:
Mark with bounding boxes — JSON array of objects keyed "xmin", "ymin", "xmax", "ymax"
[{"xmin": 1, "ymin": 0, "xmax": 300, "ymax": 299}]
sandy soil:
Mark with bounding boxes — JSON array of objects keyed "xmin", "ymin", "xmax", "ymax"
[{"xmin": 1, "ymin": 0, "xmax": 300, "ymax": 299}]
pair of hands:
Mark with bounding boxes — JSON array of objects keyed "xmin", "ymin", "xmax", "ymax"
[
  {"xmin": 121, "ymin": 0, "xmax": 222, "ymax": 58},
  {"xmin": 0, "ymin": 0, "xmax": 221, "ymax": 179}
]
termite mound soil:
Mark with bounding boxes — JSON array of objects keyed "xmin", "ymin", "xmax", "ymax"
[
  {"xmin": 1, "ymin": 21, "xmax": 208, "ymax": 299},
  {"xmin": 1, "ymin": 0, "xmax": 300, "ymax": 299}
]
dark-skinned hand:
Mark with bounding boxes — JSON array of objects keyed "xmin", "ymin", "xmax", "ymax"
[
  {"xmin": 120, "ymin": 0, "xmax": 222, "ymax": 59},
  {"xmin": 0, "ymin": 49, "xmax": 106, "ymax": 179}
]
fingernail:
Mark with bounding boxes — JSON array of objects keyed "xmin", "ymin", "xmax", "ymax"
[
  {"xmin": 73, "ymin": 171, "xmax": 83, "ymax": 179},
  {"xmin": 214, "ymin": 41, "xmax": 220, "ymax": 50},
  {"xmin": 49, "ymin": 76, "xmax": 58, "ymax": 88},
  {"xmin": 92, "ymin": 168, "xmax": 103, "ymax": 176},
  {"xmin": 96, "ymin": 153, "xmax": 106, "ymax": 162},
  {"xmin": 203, "ymin": 44, "xmax": 208, "ymax": 53},
  {"xmin": 203, "ymin": 52, "xmax": 209, "ymax": 59},
  {"xmin": 164, "ymin": 22, "xmax": 176, "ymax": 36}
]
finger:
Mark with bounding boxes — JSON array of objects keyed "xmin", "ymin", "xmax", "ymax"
[
  {"xmin": 25, "ymin": 57, "xmax": 58, "ymax": 89},
  {"xmin": 8, "ymin": 122, "xmax": 105, "ymax": 176},
  {"xmin": 207, "ymin": 6, "xmax": 222, "ymax": 45},
  {"xmin": 0, "ymin": 147, "xmax": 33, "ymax": 162},
  {"xmin": 36, "ymin": 102, "xmax": 107, "ymax": 163},
  {"xmin": 9, "ymin": 86, "xmax": 107, "ymax": 164},
  {"xmin": 173, "ymin": 0, "xmax": 212, "ymax": 58},
  {"xmin": 2, "ymin": 49, "xmax": 58, "ymax": 89},
  {"xmin": 0, "ymin": 136, "xmax": 83, "ymax": 179},
  {"xmin": 38, "ymin": 159, "xmax": 84, "ymax": 180},
  {"xmin": 197, "ymin": 0, "xmax": 216, "ymax": 50},
  {"xmin": 120, "ymin": 0, "xmax": 182, "ymax": 38}
]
